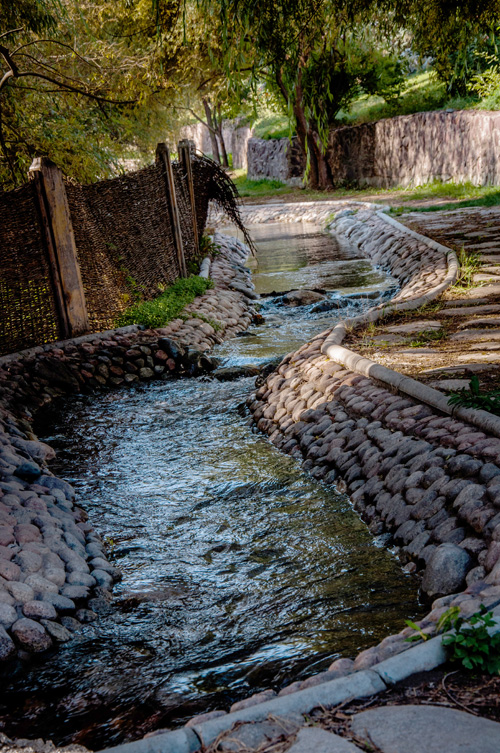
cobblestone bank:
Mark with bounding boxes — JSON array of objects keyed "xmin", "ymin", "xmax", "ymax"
[
  {"xmin": 0, "ymin": 234, "xmax": 255, "ymax": 661},
  {"xmin": 232, "ymin": 204, "xmax": 500, "ymax": 703}
]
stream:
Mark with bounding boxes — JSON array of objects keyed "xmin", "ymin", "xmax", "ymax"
[{"xmin": 0, "ymin": 221, "xmax": 424, "ymax": 749}]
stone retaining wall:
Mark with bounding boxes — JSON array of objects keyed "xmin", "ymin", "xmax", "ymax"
[
  {"xmin": 246, "ymin": 137, "xmax": 305, "ymax": 184},
  {"xmin": 0, "ymin": 234, "xmax": 255, "ymax": 661},
  {"xmin": 179, "ymin": 120, "xmax": 253, "ymax": 169},
  {"xmin": 246, "ymin": 110, "xmax": 500, "ymax": 187}
]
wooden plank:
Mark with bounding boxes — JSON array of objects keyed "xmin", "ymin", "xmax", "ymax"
[
  {"xmin": 29, "ymin": 167, "xmax": 71, "ymax": 340},
  {"xmin": 156, "ymin": 143, "xmax": 187, "ymax": 278},
  {"xmin": 29, "ymin": 157, "xmax": 89, "ymax": 338},
  {"xmin": 178, "ymin": 139, "xmax": 199, "ymax": 252}
]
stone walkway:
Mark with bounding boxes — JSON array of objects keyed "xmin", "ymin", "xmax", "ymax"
[{"xmin": 347, "ymin": 206, "xmax": 500, "ymax": 389}]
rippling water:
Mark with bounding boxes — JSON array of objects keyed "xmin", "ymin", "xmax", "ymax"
[{"xmin": 0, "ymin": 222, "xmax": 423, "ymax": 749}]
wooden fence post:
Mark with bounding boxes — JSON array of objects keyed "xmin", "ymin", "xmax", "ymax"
[
  {"xmin": 156, "ymin": 143, "xmax": 187, "ymax": 278},
  {"xmin": 178, "ymin": 139, "xmax": 199, "ymax": 252},
  {"xmin": 29, "ymin": 157, "xmax": 89, "ymax": 339}
]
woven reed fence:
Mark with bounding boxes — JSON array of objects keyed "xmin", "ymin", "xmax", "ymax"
[{"xmin": 0, "ymin": 144, "xmax": 245, "ymax": 356}]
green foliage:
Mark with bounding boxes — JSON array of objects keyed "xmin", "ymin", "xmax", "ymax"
[
  {"xmin": 231, "ymin": 170, "xmax": 289, "ymax": 197},
  {"xmin": 440, "ymin": 605, "xmax": 500, "ymax": 674},
  {"xmin": 410, "ymin": 2, "xmax": 500, "ymax": 97},
  {"xmin": 451, "ymin": 247, "xmax": 482, "ymax": 292},
  {"xmin": 408, "ymin": 328, "xmax": 447, "ymax": 347},
  {"xmin": 117, "ymin": 275, "xmax": 213, "ymax": 329},
  {"xmin": 404, "ymin": 619, "xmax": 430, "ymax": 642},
  {"xmin": 448, "ymin": 375, "xmax": 500, "ymax": 417},
  {"xmin": 252, "ymin": 115, "xmax": 291, "ymax": 140}
]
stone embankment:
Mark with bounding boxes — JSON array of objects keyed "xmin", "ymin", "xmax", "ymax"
[{"xmin": 0, "ymin": 234, "xmax": 255, "ymax": 661}]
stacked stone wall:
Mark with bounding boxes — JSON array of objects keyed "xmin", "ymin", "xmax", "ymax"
[
  {"xmin": 246, "ymin": 137, "xmax": 305, "ymax": 184},
  {"xmin": 246, "ymin": 110, "xmax": 500, "ymax": 188}
]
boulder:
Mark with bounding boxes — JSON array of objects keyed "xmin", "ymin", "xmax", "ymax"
[
  {"xmin": 213, "ymin": 365, "xmax": 261, "ymax": 381},
  {"xmin": 421, "ymin": 543, "xmax": 472, "ymax": 598},
  {"xmin": 281, "ymin": 289, "xmax": 326, "ymax": 307},
  {"xmin": 11, "ymin": 617, "xmax": 52, "ymax": 652}
]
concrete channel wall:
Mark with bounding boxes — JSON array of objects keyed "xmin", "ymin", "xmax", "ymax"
[{"xmin": 0, "ymin": 235, "xmax": 256, "ymax": 661}]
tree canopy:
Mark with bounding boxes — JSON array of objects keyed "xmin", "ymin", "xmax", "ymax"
[{"xmin": 1, "ymin": 0, "xmax": 500, "ymax": 190}]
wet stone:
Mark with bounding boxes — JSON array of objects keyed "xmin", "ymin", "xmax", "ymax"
[
  {"xmin": 0, "ymin": 625, "xmax": 16, "ymax": 661},
  {"xmin": 40, "ymin": 619, "xmax": 72, "ymax": 643},
  {"xmin": 0, "ymin": 603, "xmax": 17, "ymax": 628},
  {"xmin": 11, "ymin": 617, "xmax": 52, "ymax": 652}
]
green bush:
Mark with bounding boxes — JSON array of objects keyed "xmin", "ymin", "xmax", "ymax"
[
  {"xmin": 117, "ymin": 276, "xmax": 213, "ymax": 329},
  {"xmin": 440, "ymin": 605, "xmax": 500, "ymax": 674}
]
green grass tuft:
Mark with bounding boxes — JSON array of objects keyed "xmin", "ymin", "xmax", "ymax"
[
  {"xmin": 117, "ymin": 276, "xmax": 213, "ymax": 329},
  {"xmin": 231, "ymin": 169, "xmax": 291, "ymax": 197}
]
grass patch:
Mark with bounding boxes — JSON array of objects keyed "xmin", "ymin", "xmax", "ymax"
[
  {"xmin": 408, "ymin": 328, "xmax": 448, "ymax": 347},
  {"xmin": 449, "ymin": 247, "xmax": 483, "ymax": 294},
  {"xmin": 117, "ymin": 276, "xmax": 213, "ymax": 329},
  {"xmin": 337, "ymin": 71, "xmax": 452, "ymax": 125},
  {"xmin": 252, "ymin": 114, "xmax": 291, "ymax": 140},
  {"xmin": 231, "ymin": 169, "xmax": 292, "ymax": 197},
  {"xmin": 448, "ymin": 374, "xmax": 500, "ymax": 417},
  {"xmin": 391, "ymin": 183, "xmax": 500, "ymax": 213}
]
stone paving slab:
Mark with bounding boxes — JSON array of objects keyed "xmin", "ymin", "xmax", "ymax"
[
  {"xmin": 468, "ymin": 284, "xmax": 500, "ymax": 297},
  {"xmin": 458, "ymin": 316, "xmax": 500, "ymax": 328},
  {"xmin": 288, "ymin": 728, "xmax": 362, "ymax": 753},
  {"xmin": 443, "ymin": 298, "xmax": 491, "ymax": 307},
  {"xmin": 450, "ymin": 329, "xmax": 500, "ymax": 341},
  {"xmin": 350, "ymin": 705, "xmax": 500, "ymax": 753},
  {"xmin": 385, "ymin": 321, "xmax": 442, "ymax": 334},
  {"xmin": 441, "ymin": 304, "xmax": 500, "ymax": 316}
]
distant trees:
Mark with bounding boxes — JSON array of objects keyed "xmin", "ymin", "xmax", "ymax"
[
  {"xmin": 410, "ymin": 0, "xmax": 500, "ymax": 96},
  {"xmin": 203, "ymin": 0, "xmax": 407, "ymax": 189}
]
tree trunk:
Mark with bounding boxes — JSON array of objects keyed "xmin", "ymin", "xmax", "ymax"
[
  {"xmin": 288, "ymin": 75, "xmax": 332, "ymax": 190},
  {"xmin": 216, "ymin": 105, "xmax": 229, "ymax": 168},
  {"xmin": 202, "ymin": 98, "xmax": 221, "ymax": 163}
]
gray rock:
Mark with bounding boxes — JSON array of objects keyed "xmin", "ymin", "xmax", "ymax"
[
  {"xmin": 61, "ymin": 585, "xmax": 90, "ymax": 601},
  {"xmin": 0, "ymin": 625, "xmax": 16, "ymax": 661},
  {"xmin": 67, "ymin": 571, "xmax": 96, "ymax": 588},
  {"xmin": 288, "ymin": 728, "xmax": 362, "ymax": 753},
  {"xmin": 421, "ymin": 543, "xmax": 472, "ymax": 598},
  {"xmin": 44, "ymin": 593, "xmax": 76, "ymax": 614},
  {"xmin": 14, "ymin": 461, "xmax": 42, "ymax": 481},
  {"xmin": 282, "ymin": 289, "xmax": 326, "ymax": 307},
  {"xmin": 92, "ymin": 569, "xmax": 113, "ymax": 588},
  {"xmin": 5, "ymin": 581, "xmax": 34, "ymax": 603},
  {"xmin": 40, "ymin": 619, "xmax": 72, "ymax": 643},
  {"xmin": 75, "ymin": 608, "xmax": 98, "ymax": 623},
  {"xmin": 0, "ymin": 603, "xmax": 17, "ymax": 628},
  {"xmin": 14, "ymin": 550, "xmax": 42, "ymax": 573},
  {"xmin": 351, "ymin": 704, "xmax": 500, "ymax": 753},
  {"xmin": 22, "ymin": 600, "xmax": 58, "ymax": 620},
  {"xmin": 60, "ymin": 616, "xmax": 82, "ymax": 632},
  {"xmin": 24, "ymin": 573, "xmax": 59, "ymax": 596},
  {"xmin": 11, "ymin": 617, "xmax": 52, "ymax": 652},
  {"xmin": 213, "ymin": 365, "xmax": 260, "ymax": 381}
]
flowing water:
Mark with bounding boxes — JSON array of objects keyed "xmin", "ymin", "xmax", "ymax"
[{"xmin": 0, "ymin": 222, "xmax": 424, "ymax": 749}]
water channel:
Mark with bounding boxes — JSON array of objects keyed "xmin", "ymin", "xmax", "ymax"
[{"xmin": 0, "ymin": 222, "xmax": 424, "ymax": 749}]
